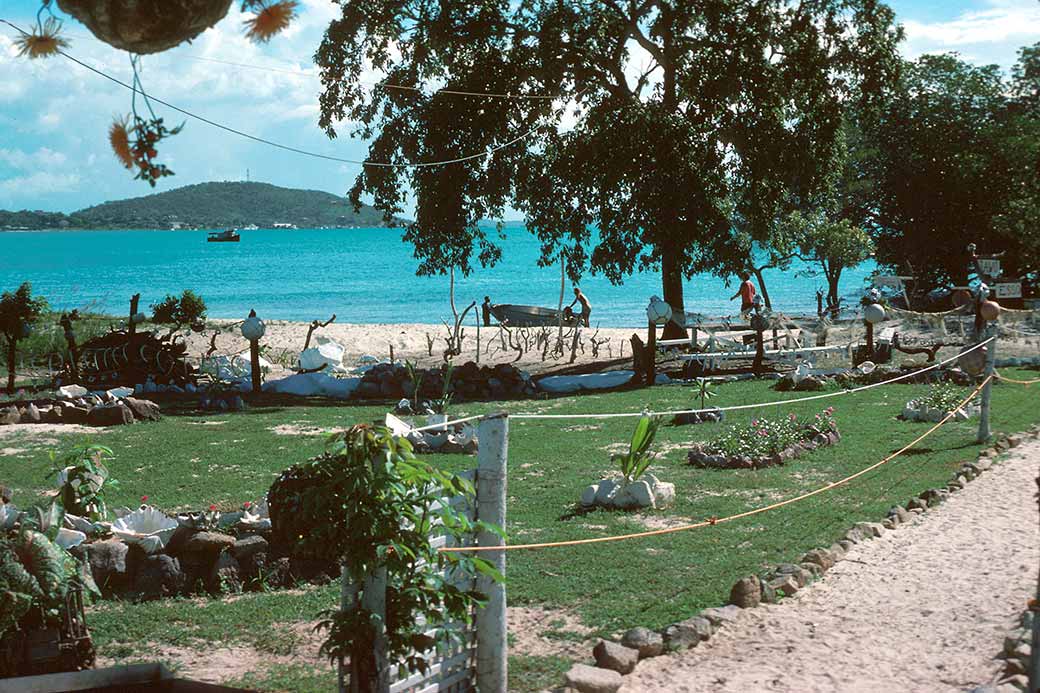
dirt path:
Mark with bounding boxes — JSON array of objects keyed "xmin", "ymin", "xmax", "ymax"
[{"xmin": 622, "ymin": 440, "xmax": 1040, "ymax": 693}]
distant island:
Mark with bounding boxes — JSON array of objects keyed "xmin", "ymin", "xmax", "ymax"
[{"xmin": 0, "ymin": 181, "xmax": 401, "ymax": 231}]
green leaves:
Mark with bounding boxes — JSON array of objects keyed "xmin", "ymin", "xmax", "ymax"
[
  {"xmin": 273, "ymin": 423, "xmax": 502, "ymax": 674},
  {"xmin": 611, "ymin": 414, "xmax": 661, "ymax": 484},
  {"xmin": 49, "ymin": 443, "xmax": 116, "ymax": 521}
]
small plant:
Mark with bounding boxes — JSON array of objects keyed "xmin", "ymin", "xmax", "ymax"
[
  {"xmin": 612, "ymin": 414, "xmax": 661, "ymax": 484},
  {"xmin": 704, "ymin": 408, "xmax": 837, "ymax": 459},
  {"xmin": 48, "ymin": 443, "xmax": 118, "ymax": 521},
  {"xmin": 914, "ymin": 381, "xmax": 974, "ymax": 414},
  {"xmin": 405, "ymin": 360, "xmax": 424, "ymax": 412},
  {"xmin": 150, "ymin": 290, "xmax": 208, "ymax": 334},
  {"xmin": 428, "ymin": 361, "xmax": 455, "ymax": 415},
  {"xmin": 694, "ymin": 378, "xmax": 717, "ymax": 411}
]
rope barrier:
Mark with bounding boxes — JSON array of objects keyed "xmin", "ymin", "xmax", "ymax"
[
  {"xmin": 439, "ymin": 376, "xmax": 991, "ymax": 553},
  {"xmin": 509, "ymin": 337, "xmax": 994, "ymax": 422},
  {"xmin": 995, "ymin": 370, "xmax": 1040, "ymax": 386},
  {"xmin": 1, "ymin": 20, "xmax": 554, "ymax": 170}
]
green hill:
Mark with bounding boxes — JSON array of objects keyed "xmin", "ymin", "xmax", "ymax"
[{"xmin": 0, "ymin": 181, "xmax": 398, "ymax": 230}]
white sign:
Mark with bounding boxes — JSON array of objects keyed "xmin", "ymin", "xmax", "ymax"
[
  {"xmin": 873, "ymin": 275, "xmax": 904, "ymax": 289},
  {"xmin": 995, "ymin": 281, "xmax": 1022, "ymax": 299},
  {"xmin": 977, "ymin": 258, "xmax": 1001, "ymax": 276}
]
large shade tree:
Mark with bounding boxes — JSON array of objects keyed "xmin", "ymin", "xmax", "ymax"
[
  {"xmin": 870, "ymin": 52, "xmax": 1040, "ymax": 293},
  {"xmin": 315, "ymin": 0, "xmax": 902, "ymax": 336}
]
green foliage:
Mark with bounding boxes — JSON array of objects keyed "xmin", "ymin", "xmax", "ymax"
[
  {"xmin": 48, "ymin": 443, "xmax": 118, "ymax": 521},
  {"xmin": 315, "ymin": 0, "xmax": 902, "ymax": 316},
  {"xmin": 870, "ymin": 52, "xmax": 1040, "ymax": 293},
  {"xmin": 0, "ymin": 282, "xmax": 49, "ymax": 393},
  {"xmin": 704, "ymin": 408, "xmax": 837, "ymax": 458},
  {"xmin": 268, "ymin": 425, "xmax": 502, "ymax": 675},
  {"xmin": 151, "ymin": 290, "xmax": 207, "ymax": 330},
  {"xmin": 430, "ymin": 361, "xmax": 455, "ymax": 415},
  {"xmin": 912, "ymin": 382, "xmax": 974, "ymax": 414},
  {"xmin": 695, "ymin": 378, "xmax": 717, "ymax": 411},
  {"xmin": 611, "ymin": 415, "xmax": 661, "ymax": 484}
]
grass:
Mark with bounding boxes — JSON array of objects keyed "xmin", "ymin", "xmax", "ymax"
[{"xmin": 1, "ymin": 370, "xmax": 1038, "ymax": 690}]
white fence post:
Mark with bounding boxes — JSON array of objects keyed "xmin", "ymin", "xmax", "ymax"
[
  {"xmin": 978, "ymin": 327, "xmax": 996, "ymax": 443},
  {"xmin": 476, "ymin": 413, "xmax": 508, "ymax": 693}
]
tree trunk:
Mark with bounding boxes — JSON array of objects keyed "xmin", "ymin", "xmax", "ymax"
[
  {"xmin": 826, "ymin": 266, "xmax": 842, "ymax": 319},
  {"xmin": 661, "ymin": 251, "xmax": 687, "ymax": 340},
  {"xmin": 753, "ymin": 267, "xmax": 772, "ymax": 311},
  {"xmin": 6, "ymin": 338, "xmax": 16, "ymax": 395}
]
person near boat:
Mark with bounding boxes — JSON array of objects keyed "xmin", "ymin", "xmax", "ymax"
[
  {"xmin": 482, "ymin": 296, "xmax": 493, "ymax": 327},
  {"xmin": 568, "ymin": 287, "xmax": 591, "ymax": 327},
  {"xmin": 731, "ymin": 273, "xmax": 757, "ymax": 317}
]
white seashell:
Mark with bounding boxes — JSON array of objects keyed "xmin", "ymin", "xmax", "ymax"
[
  {"xmin": 111, "ymin": 505, "xmax": 179, "ymax": 554},
  {"xmin": 55, "ymin": 528, "xmax": 87, "ymax": 550}
]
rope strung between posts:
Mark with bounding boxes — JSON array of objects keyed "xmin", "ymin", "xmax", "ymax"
[
  {"xmin": 440, "ymin": 376, "xmax": 991, "ymax": 553},
  {"xmin": 994, "ymin": 370, "xmax": 1040, "ymax": 386},
  {"xmin": 0, "ymin": 20, "xmax": 552, "ymax": 170},
  {"xmin": 509, "ymin": 337, "xmax": 994, "ymax": 421}
]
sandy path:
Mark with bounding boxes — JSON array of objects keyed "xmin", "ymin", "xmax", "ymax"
[{"xmin": 622, "ymin": 441, "xmax": 1040, "ymax": 693}]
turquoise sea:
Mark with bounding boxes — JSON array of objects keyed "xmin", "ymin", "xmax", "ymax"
[{"xmin": 0, "ymin": 228, "xmax": 876, "ymax": 326}]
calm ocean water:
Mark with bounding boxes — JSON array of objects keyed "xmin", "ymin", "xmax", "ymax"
[{"xmin": 0, "ymin": 228, "xmax": 875, "ymax": 326}]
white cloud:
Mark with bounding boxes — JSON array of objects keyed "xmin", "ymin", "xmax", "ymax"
[
  {"xmin": 0, "ymin": 171, "xmax": 81, "ymax": 196},
  {"xmin": 0, "ymin": 147, "xmax": 68, "ymax": 170},
  {"xmin": 899, "ymin": 0, "xmax": 1040, "ymax": 67}
]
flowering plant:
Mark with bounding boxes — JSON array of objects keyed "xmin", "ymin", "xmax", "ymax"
[
  {"xmin": 911, "ymin": 382, "xmax": 975, "ymax": 414},
  {"xmin": 704, "ymin": 408, "xmax": 837, "ymax": 458}
]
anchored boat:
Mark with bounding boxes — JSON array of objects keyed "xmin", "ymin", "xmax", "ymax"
[{"xmin": 207, "ymin": 229, "xmax": 241, "ymax": 243}]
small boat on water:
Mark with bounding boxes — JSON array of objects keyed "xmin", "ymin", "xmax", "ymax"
[
  {"xmin": 490, "ymin": 304, "xmax": 577, "ymax": 327},
  {"xmin": 207, "ymin": 229, "xmax": 241, "ymax": 243}
]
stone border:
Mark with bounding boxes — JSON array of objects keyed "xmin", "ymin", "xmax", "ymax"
[
  {"xmin": 688, "ymin": 428, "xmax": 840, "ymax": 470},
  {"xmin": 975, "ymin": 607, "xmax": 1035, "ymax": 692},
  {"xmin": 560, "ymin": 424, "xmax": 1040, "ymax": 693}
]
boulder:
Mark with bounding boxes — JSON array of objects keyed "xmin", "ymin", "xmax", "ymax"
[
  {"xmin": 0, "ymin": 406, "xmax": 19, "ymax": 426},
  {"xmin": 231, "ymin": 535, "xmax": 269, "ymax": 561},
  {"xmin": 700, "ymin": 605, "xmax": 741, "ymax": 626},
  {"xmin": 131, "ymin": 554, "xmax": 185, "ymax": 599},
  {"xmin": 88, "ymin": 402, "xmax": 134, "ymax": 427},
  {"xmin": 20, "ymin": 403, "xmax": 41, "ymax": 424},
  {"xmin": 209, "ymin": 551, "xmax": 242, "ymax": 593},
  {"xmin": 663, "ymin": 616, "xmax": 712, "ymax": 650},
  {"xmin": 564, "ymin": 664, "xmax": 622, "ymax": 693},
  {"xmin": 58, "ymin": 384, "xmax": 88, "ymax": 398},
  {"xmin": 802, "ymin": 549, "xmax": 835, "ymax": 572},
  {"xmin": 728, "ymin": 576, "xmax": 761, "ymax": 608},
  {"xmin": 61, "ymin": 405, "xmax": 91, "ymax": 425},
  {"xmin": 580, "ymin": 484, "xmax": 600, "ymax": 508},
  {"xmin": 181, "ymin": 531, "xmax": 236, "ymax": 557},
  {"xmin": 592, "ymin": 640, "xmax": 639, "ymax": 674},
  {"xmin": 612, "ymin": 480, "xmax": 653, "ymax": 509},
  {"xmin": 594, "ymin": 479, "xmax": 619, "ymax": 506},
  {"xmin": 86, "ymin": 540, "xmax": 130, "ymax": 595},
  {"xmin": 887, "ymin": 505, "xmax": 911, "ymax": 523},
  {"xmin": 123, "ymin": 397, "xmax": 162, "ymax": 422},
  {"xmin": 620, "ymin": 627, "xmax": 664, "ymax": 659},
  {"xmin": 853, "ymin": 522, "xmax": 884, "ymax": 539},
  {"xmin": 652, "ymin": 482, "xmax": 676, "ymax": 508},
  {"xmin": 769, "ymin": 575, "xmax": 799, "ymax": 597},
  {"xmin": 758, "ymin": 576, "xmax": 777, "ymax": 604},
  {"xmin": 774, "ymin": 564, "xmax": 812, "ymax": 588}
]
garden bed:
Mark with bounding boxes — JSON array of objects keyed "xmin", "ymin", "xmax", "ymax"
[{"xmin": 687, "ymin": 408, "xmax": 840, "ymax": 469}]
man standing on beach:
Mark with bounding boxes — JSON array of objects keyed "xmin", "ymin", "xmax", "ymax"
[
  {"xmin": 731, "ymin": 273, "xmax": 757, "ymax": 317},
  {"xmin": 482, "ymin": 296, "xmax": 493, "ymax": 327},
  {"xmin": 568, "ymin": 287, "xmax": 591, "ymax": 327}
]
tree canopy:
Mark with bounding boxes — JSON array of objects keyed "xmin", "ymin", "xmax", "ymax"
[{"xmin": 316, "ymin": 0, "xmax": 902, "ymax": 333}]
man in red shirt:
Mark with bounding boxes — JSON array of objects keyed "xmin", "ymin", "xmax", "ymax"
[{"xmin": 730, "ymin": 273, "xmax": 757, "ymax": 316}]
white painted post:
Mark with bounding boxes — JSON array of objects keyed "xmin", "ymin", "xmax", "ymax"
[
  {"xmin": 977, "ymin": 326, "xmax": 996, "ymax": 443},
  {"xmin": 476, "ymin": 413, "xmax": 508, "ymax": 693},
  {"xmin": 340, "ymin": 565, "xmax": 358, "ymax": 693}
]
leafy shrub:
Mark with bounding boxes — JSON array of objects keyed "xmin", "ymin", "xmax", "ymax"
[
  {"xmin": 705, "ymin": 408, "xmax": 838, "ymax": 458},
  {"xmin": 268, "ymin": 425, "xmax": 501, "ymax": 678},
  {"xmin": 150, "ymin": 290, "xmax": 207, "ymax": 330},
  {"xmin": 0, "ymin": 282, "xmax": 49, "ymax": 393},
  {"xmin": 612, "ymin": 415, "xmax": 661, "ymax": 483},
  {"xmin": 48, "ymin": 443, "xmax": 118, "ymax": 521},
  {"xmin": 911, "ymin": 381, "xmax": 974, "ymax": 413}
]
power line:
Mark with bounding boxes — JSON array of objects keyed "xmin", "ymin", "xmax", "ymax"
[{"xmin": 1, "ymin": 19, "xmax": 548, "ymax": 169}]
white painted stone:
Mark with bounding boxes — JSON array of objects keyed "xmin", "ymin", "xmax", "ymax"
[
  {"xmin": 594, "ymin": 479, "xmax": 620, "ymax": 505},
  {"xmin": 653, "ymin": 481, "xmax": 676, "ymax": 508},
  {"xmin": 581, "ymin": 483, "xmax": 600, "ymax": 507},
  {"xmin": 58, "ymin": 384, "xmax": 88, "ymax": 398}
]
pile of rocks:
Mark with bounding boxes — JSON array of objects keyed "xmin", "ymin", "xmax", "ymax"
[
  {"xmin": 67, "ymin": 505, "xmax": 338, "ymax": 601},
  {"xmin": 579, "ymin": 473, "xmax": 675, "ymax": 510},
  {"xmin": 0, "ymin": 385, "xmax": 161, "ymax": 428},
  {"xmin": 688, "ymin": 428, "xmax": 841, "ymax": 470},
  {"xmin": 901, "ymin": 399, "xmax": 979, "ymax": 423},
  {"xmin": 353, "ymin": 361, "xmax": 537, "ymax": 401},
  {"xmin": 562, "ymin": 425, "xmax": 1040, "ymax": 693}
]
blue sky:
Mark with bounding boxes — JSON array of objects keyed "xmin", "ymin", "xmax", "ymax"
[{"xmin": 1, "ymin": 0, "xmax": 1038, "ymax": 216}]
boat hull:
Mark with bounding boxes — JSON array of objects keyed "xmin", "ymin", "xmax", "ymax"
[{"xmin": 490, "ymin": 304, "xmax": 577, "ymax": 327}]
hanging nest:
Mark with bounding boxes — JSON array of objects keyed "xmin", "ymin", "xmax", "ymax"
[{"xmin": 55, "ymin": 0, "xmax": 233, "ymax": 54}]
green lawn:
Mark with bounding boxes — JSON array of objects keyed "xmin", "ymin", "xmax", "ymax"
[{"xmin": 1, "ymin": 370, "xmax": 1037, "ymax": 691}]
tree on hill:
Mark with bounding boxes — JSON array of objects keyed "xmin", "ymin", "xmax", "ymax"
[{"xmin": 315, "ymin": 0, "xmax": 902, "ymax": 337}]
